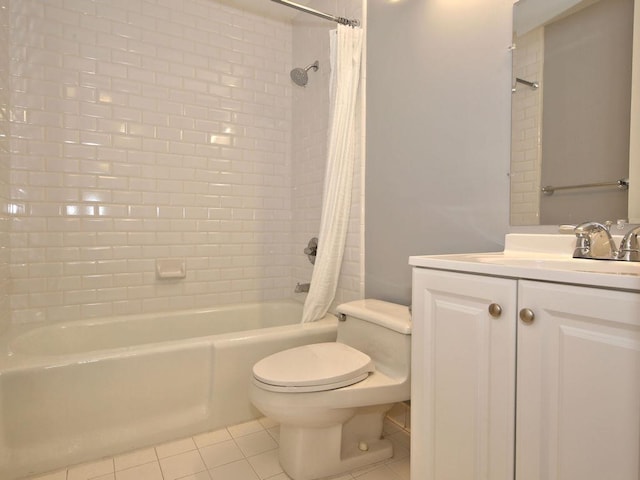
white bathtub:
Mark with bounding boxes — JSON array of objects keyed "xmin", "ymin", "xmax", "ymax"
[{"xmin": 0, "ymin": 301, "xmax": 337, "ymax": 479}]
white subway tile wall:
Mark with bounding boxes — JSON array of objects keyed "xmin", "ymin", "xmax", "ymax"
[
  {"xmin": 0, "ymin": 0, "xmax": 10, "ymax": 333},
  {"xmin": 5, "ymin": 0, "xmax": 364, "ymax": 325},
  {"xmin": 510, "ymin": 27, "xmax": 543, "ymax": 226}
]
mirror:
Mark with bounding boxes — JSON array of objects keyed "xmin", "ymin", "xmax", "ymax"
[{"xmin": 510, "ymin": 0, "xmax": 640, "ymax": 226}]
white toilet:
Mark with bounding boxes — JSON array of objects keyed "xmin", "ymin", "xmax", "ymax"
[{"xmin": 249, "ymin": 299, "xmax": 411, "ymax": 480}]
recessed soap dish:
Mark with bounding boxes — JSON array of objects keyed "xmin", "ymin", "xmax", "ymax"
[{"xmin": 156, "ymin": 258, "xmax": 186, "ymax": 279}]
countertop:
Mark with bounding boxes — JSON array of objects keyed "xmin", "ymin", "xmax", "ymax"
[{"xmin": 409, "ymin": 234, "xmax": 640, "ymax": 292}]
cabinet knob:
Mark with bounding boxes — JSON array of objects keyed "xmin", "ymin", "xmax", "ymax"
[
  {"xmin": 519, "ymin": 308, "xmax": 535, "ymax": 324},
  {"xmin": 488, "ymin": 303, "xmax": 502, "ymax": 318}
]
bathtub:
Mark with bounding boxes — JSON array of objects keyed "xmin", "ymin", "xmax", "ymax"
[{"xmin": 0, "ymin": 301, "xmax": 337, "ymax": 479}]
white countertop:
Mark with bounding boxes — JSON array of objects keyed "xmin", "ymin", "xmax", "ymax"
[{"xmin": 409, "ymin": 234, "xmax": 640, "ymax": 292}]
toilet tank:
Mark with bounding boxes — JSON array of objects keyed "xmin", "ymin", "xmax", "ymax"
[{"xmin": 335, "ymin": 299, "xmax": 411, "ymax": 379}]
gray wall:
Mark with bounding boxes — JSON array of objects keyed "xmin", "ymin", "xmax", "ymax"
[
  {"xmin": 365, "ymin": 0, "xmax": 513, "ymax": 305},
  {"xmin": 540, "ymin": 0, "xmax": 633, "ymax": 224}
]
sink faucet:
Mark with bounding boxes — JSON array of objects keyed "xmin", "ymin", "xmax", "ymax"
[
  {"xmin": 617, "ymin": 226, "xmax": 640, "ymax": 261},
  {"xmin": 573, "ymin": 221, "xmax": 618, "ymax": 259}
]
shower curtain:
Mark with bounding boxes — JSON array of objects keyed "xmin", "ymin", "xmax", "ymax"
[{"xmin": 301, "ymin": 25, "xmax": 363, "ymax": 323}]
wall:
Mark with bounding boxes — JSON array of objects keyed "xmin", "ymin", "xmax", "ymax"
[
  {"xmin": 291, "ymin": 0, "xmax": 364, "ymax": 309},
  {"xmin": 8, "ymin": 0, "xmax": 294, "ymax": 324},
  {"xmin": 365, "ymin": 0, "xmax": 513, "ymax": 305},
  {"xmin": 0, "ymin": 0, "xmax": 9, "ymax": 332},
  {"xmin": 540, "ymin": 0, "xmax": 632, "ymax": 224}
]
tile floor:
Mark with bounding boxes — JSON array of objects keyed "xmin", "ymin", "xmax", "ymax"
[{"xmin": 24, "ymin": 417, "xmax": 410, "ymax": 480}]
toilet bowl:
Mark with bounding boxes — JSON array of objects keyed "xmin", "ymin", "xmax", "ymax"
[{"xmin": 249, "ymin": 299, "xmax": 411, "ymax": 480}]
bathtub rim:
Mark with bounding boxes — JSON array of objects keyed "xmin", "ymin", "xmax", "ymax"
[{"xmin": 0, "ymin": 300, "xmax": 337, "ymax": 371}]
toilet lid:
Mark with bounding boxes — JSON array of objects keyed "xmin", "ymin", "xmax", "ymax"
[{"xmin": 253, "ymin": 342, "xmax": 374, "ymax": 393}]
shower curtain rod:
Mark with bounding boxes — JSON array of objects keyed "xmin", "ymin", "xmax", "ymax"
[{"xmin": 270, "ymin": 0, "xmax": 360, "ymax": 27}]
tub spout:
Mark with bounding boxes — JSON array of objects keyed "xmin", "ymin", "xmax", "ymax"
[{"xmin": 295, "ymin": 282, "xmax": 310, "ymax": 293}]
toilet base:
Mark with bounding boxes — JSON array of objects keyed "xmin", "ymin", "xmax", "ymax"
[{"xmin": 278, "ymin": 404, "xmax": 394, "ymax": 480}]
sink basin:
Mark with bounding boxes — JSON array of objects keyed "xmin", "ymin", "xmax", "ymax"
[{"xmin": 470, "ymin": 255, "xmax": 640, "ymax": 275}]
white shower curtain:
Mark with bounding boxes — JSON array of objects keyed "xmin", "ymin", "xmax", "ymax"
[{"xmin": 301, "ymin": 25, "xmax": 363, "ymax": 323}]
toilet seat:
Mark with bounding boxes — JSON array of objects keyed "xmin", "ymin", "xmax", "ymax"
[{"xmin": 252, "ymin": 342, "xmax": 374, "ymax": 393}]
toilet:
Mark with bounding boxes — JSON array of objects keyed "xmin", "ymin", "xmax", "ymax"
[{"xmin": 249, "ymin": 299, "xmax": 411, "ymax": 480}]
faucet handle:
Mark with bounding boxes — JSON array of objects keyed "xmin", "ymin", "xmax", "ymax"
[
  {"xmin": 573, "ymin": 222, "xmax": 598, "ymax": 258},
  {"xmin": 573, "ymin": 221, "xmax": 617, "ymax": 259},
  {"xmin": 572, "ymin": 229, "xmax": 591, "ymax": 258},
  {"xmin": 618, "ymin": 226, "xmax": 640, "ymax": 261}
]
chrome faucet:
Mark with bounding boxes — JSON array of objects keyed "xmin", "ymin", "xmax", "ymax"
[
  {"xmin": 617, "ymin": 226, "xmax": 640, "ymax": 261},
  {"xmin": 573, "ymin": 222, "xmax": 640, "ymax": 261},
  {"xmin": 573, "ymin": 221, "xmax": 618, "ymax": 259}
]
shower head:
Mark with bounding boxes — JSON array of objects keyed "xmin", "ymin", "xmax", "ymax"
[{"xmin": 290, "ymin": 60, "xmax": 319, "ymax": 86}]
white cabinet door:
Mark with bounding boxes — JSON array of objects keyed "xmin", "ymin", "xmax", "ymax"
[
  {"xmin": 411, "ymin": 269, "xmax": 517, "ymax": 480},
  {"xmin": 516, "ymin": 280, "xmax": 640, "ymax": 480}
]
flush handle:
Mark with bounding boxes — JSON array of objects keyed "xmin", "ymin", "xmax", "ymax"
[
  {"xmin": 488, "ymin": 303, "xmax": 502, "ymax": 318},
  {"xmin": 519, "ymin": 308, "xmax": 535, "ymax": 324}
]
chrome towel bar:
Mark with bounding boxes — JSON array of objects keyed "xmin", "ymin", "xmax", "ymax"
[
  {"xmin": 513, "ymin": 78, "xmax": 540, "ymax": 92},
  {"xmin": 542, "ymin": 178, "xmax": 629, "ymax": 195}
]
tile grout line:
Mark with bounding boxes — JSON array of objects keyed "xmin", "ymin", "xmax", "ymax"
[
  {"xmin": 155, "ymin": 445, "xmax": 167, "ymax": 480},
  {"xmin": 227, "ymin": 423, "xmax": 265, "ymax": 480},
  {"xmin": 191, "ymin": 431, "xmax": 214, "ymax": 480}
]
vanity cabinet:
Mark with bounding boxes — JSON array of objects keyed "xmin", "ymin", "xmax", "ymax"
[
  {"xmin": 515, "ymin": 279, "xmax": 640, "ymax": 480},
  {"xmin": 411, "ymin": 267, "xmax": 640, "ymax": 480}
]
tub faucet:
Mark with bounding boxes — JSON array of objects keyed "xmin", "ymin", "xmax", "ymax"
[
  {"xmin": 295, "ymin": 282, "xmax": 310, "ymax": 293},
  {"xmin": 573, "ymin": 221, "xmax": 617, "ymax": 260}
]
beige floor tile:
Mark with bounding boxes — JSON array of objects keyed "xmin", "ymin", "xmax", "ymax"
[
  {"xmin": 193, "ymin": 428, "xmax": 232, "ymax": 449},
  {"xmin": 159, "ymin": 450, "xmax": 207, "ymax": 480},
  {"xmin": 67, "ymin": 458, "xmax": 114, "ymax": 480},
  {"xmin": 387, "ymin": 458, "xmax": 410, "ymax": 480},
  {"xmin": 91, "ymin": 475, "xmax": 115, "ymax": 480},
  {"xmin": 227, "ymin": 420, "xmax": 264, "ymax": 438},
  {"xmin": 114, "ymin": 447, "xmax": 157, "ymax": 471},
  {"xmin": 115, "ymin": 461, "xmax": 163, "ymax": 480},
  {"xmin": 172, "ymin": 472, "xmax": 211, "ymax": 480},
  {"xmin": 246, "ymin": 449, "xmax": 283, "ymax": 479},
  {"xmin": 155, "ymin": 437, "xmax": 197, "ymax": 459},
  {"xmin": 208, "ymin": 459, "xmax": 259, "ymax": 480},
  {"xmin": 234, "ymin": 431, "xmax": 278, "ymax": 457},
  {"xmin": 199, "ymin": 439, "xmax": 244, "ymax": 470},
  {"xmin": 260, "ymin": 474, "xmax": 290, "ymax": 480},
  {"xmin": 348, "ymin": 460, "xmax": 386, "ymax": 478},
  {"xmin": 266, "ymin": 426, "xmax": 280, "ymax": 443},
  {"xmin": 353, "ymin": 464, "xmax": 402, "ymax": 480}
]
